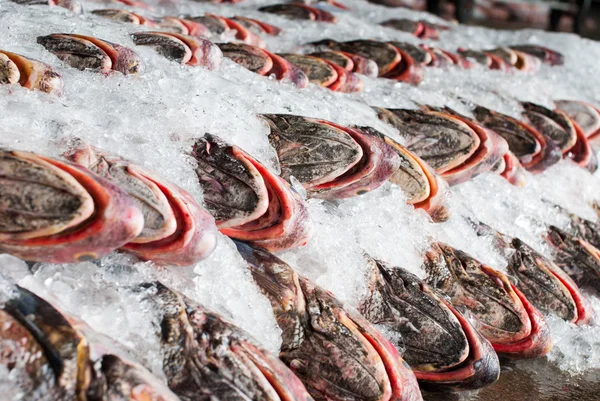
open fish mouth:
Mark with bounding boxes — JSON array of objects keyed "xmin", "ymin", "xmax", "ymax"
[
  {"xmin": 191, "ymin": 134, "xmax": 312, "ymax": 251},
  {"xmin": 472, "ymin": 105, "xmax": 562, "ymax": 173},
  {"xmin": 37, "ymin": 33, "xmax": 143, "ymax": 75},
  {"xmin": 137, "ymin": 281, "xmax": 313, "ymax": 401},
  {"xmin": 546, "ymin": 225, "xmax": 600, "ymax": 292},
  {"xmin": 0, "ymin": 50, "xmax": 63, "ymax": 95},
  {"xmin": 474, "ymin": 221, "xmax": 592, "ymax": 325},
  {"xmin": 0, "ymin": 280, "xmax": 179, "ymax": 401},
  {"xmin": 64, "ymin": 140, "xmax": 218, "ymax": 266},
  {"xmin": 359, "ymin": 257, "xmax": 500, "ymax": 390},
  {"xmin": 424, "ymin": 242, "xmax": 552, "ymax": 358},
  {"xmin": 0, "ymin": 149, "xmax": 144, "ymax": 263},
  {"xmin": 234, "ymin": 241, "xmax": 423, "ymax": 401}
]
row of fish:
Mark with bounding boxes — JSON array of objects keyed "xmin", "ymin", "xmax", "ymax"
[{"xmin": 5, "ymin": 198, "xmax": 600, "ymax": 400}]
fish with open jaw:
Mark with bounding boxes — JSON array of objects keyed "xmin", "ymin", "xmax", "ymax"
[
  {"xmin": 0, "ymin": 50, "xmax": 63, "ymax": 95},
  {"xmin": 546, "ymin": 225, "xmax": 600, "ymax": 292},
  {"xmin": 474, "ymin": 221, "xmax": 592, "ymax": 325},
  {"xmin": 134, "ymin": 281, "xmax": 313, "ymax": 401},
  {"xmin": 0, "ymin": 280, "xmax": 180, "ymax": 401},
  {"xmin": 63, "ymin": 141, "xmax": 218, "ymax": 266},
  {"xmin": 509, "ymin": 44, "xmax": 564, "ymax": 66},
  {"xmin": 37, "ymin": 33, "xmax": 143, "ymax": 75},
  {"xmin": 555, "ymin": 100, "xmax": 600, "ymax": 140},
  {"xmin": 311, "ymin": 39, "xmax": 401, "ymax": 77},
  {"xmin": 0, "ymin": 149, "xmax": 144, "ymax": 263},
  {"xmin": 191, "ymin": 134, "xmax": 312, "ymax": 251},
  {"xmin": 131, "ymin": 31, "xmax": 222, "ymax": 70},
  {"xmin": 234, "ymin": 241, "xmax": 423, "ymax": 401},
  {"xmin": 217, "ymin": 43, "xmax": 308, "ymax": 88},
  {"xmin": 472, "ymin": 105, "xmax": 562, "ymax": 173},
  {"xmin": 373, "ymin": 107, "xmax": 480, "ymax": 175},
  {"xmin": 359, "ymin": 258, "xmax": 500, "ymax": 390},
  {"xmin": 521, "ymin": 102, "xmax": 577, "ymax": 155},
  {"xmin": 259, "ymin": 3, "xmax": 337, "ymax": 23},
  {"xmin": 263, "ymin": 114, "xmax": 401, "ymax": 199},
  {"xmin": 424, "ymin": 243, "xmax": 553, "ymax": 359}
]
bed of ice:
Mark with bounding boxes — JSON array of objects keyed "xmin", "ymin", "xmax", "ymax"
[{"xmin": 2, "ymin": 0, "xmax": 600, "ymax": 388}]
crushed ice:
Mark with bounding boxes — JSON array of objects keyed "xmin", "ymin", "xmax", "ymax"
[{"xmin": 2, "ymin": 0, "xmax": 600, "ymax": 376}]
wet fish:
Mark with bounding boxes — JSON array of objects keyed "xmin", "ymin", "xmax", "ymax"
[
  {"xmin": 0, "ymin": 280, "xmax": 180, "ymax": 401},
  {"xmin": 474, "ymin": 221, "xmax": 592, "ymax": 324},
  {"xmin": 374, "ymin": 107, "xmax": 480, "ymax": 174},
  {"xmin": 137, "ymin": 281, "xmax": 314, "ymax": 401},
  {"xmin": 132, "ymin": 32, "xmax": 222, "ymax": 70},
  {"xmin": 521, "ymin": 102, "xmax": 577, "ymax": 154},
  {"xmin": 64, "ymin": 141, "xmax": 218, "ymax": 266},
  {"xmin": 234, "ymin": 241, "xmax": 423, "ymax": 401},
  {"xmin": 359, "ymin": 258, "xmax": 500, "ymax": 390},
  {"xmin": 473, "ymin": 105, "xmax": 562, "ymax": 172},
  {"xmin": 191, "ymin": 134, "xmax": 312, "ymax": 251},
  {"xmin": 546, "ymin": 225, "xmax": 600, "ymax": 292},
  {"xmin": 311, "ymin": 39, "xmax": 400, "ymax": 76},
  {"xmin": 37, "ymin": 33, "xmax": 143, "ymax": 75},
  {"xmin": 0, "ymin": 50, "xmax": 63, "ymax": 95},
  {"xmin": 0, "ymin": 149, "xmax": 144, "ymax": 263},
  {"xmin": 424, "ymin": 243, "xmax": 552, "ymax": 358}
]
